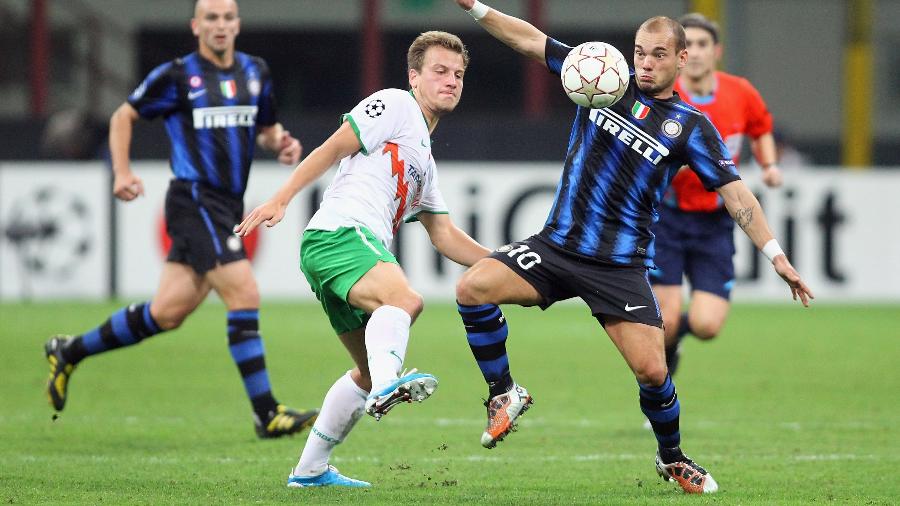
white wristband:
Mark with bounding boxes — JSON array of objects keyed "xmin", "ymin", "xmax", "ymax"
[
  {"xmin": 761, "ymin": 239, "xmax": 785, "ymax": 263},
  {"xmin": 468, "ymin": 1, "xmax": 490, "ymax": 20}
]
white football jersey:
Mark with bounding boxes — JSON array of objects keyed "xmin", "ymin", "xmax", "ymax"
[{"xmin": 305, "ymin": 88, "xmax": 447, "ymax": 248}]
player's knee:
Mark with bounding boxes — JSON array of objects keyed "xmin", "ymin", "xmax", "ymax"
[
  {"xmin": 634, "ymin": 362, "xmax": 669, "ymax": 386},
  {"xmin": 222, "ymin": 286, "xmax": 260, "ymax": 311},
  {"xmin": 386, "ymin": 290, "xmax": 424, "ymax": 321},
  {"xmin": 151, "ymin": 310, "xmax": 187, "ymax": 331},
  {"xmin": 691, "ymin": 319, "xmax": 722, "ymax": 340},
  {"xmin": 148, "ymin": 294, "xmax": 197, "ymax": 331},
  {"xmin": 406, "ymin": 292, "xmax": 425, "ymax": 321},
  {"xmin": 455, "ymin": 271, "xmax": 490, "ymax": 305},
  {"xmin": 242, "ymin": 289, "xmax": 261, "ymax": 309}
]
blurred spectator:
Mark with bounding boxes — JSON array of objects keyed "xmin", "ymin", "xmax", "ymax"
[{"xmin": 39, "ymin": 108, "xmax": 107, "ymax": 160}]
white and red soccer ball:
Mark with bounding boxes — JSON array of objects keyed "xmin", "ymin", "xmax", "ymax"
[{"xmin": 561, "ymin": 42, "xmax": 629, "ymax": 109}]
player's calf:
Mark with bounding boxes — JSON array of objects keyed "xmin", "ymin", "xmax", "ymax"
[{"xmin": 639, "ymin": 375, "xmax": 681, "ymax": 449}]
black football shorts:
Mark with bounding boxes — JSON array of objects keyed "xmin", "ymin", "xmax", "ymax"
[
  {"xmin": 489, "ymin": 235, "xmax": 663, "ymax": 327},
  {"xmin": 164, "ymin": 179, "xmax": 247, "ymax": 274}
]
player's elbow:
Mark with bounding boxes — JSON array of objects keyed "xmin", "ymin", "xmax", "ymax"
[
  {"xmin": 428, "ymin": 228, "xmax": 452, "ymax": 254},
  {"xmin": 511, "ymin": 38, "xmax": 544, "ymax": 63},
  {"xmin": 110, "ymin": 103, "xmax": 137, "ymax": 129}
]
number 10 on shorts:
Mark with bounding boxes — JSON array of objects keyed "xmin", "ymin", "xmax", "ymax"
[{"xmin": 500, "ymin": 244, "xmax": 542, "ymax": 270}]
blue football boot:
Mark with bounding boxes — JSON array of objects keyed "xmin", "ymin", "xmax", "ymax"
[
  {"xmin": 364, "ymin": 368, "xmax": 438, "ymax": 421},
  {"xmin": 287, "ymin": 465, "xmax": 371, "ymax": 488}
]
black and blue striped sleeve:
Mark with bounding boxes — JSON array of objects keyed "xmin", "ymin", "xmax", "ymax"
[
  {"xmin": 545, "ymin": 37, "xmax": 572, "ymax": 76},
  {"xmin": 684, "ymin": 116, "xmax": 741, "ymax": 190},
  {"xmin": 255, "ymin": 58, "xmax": 277, "ymax": 127},
  {"xmin": 127, "ymin": 61, "xmax": 178, "ymax": 119}
]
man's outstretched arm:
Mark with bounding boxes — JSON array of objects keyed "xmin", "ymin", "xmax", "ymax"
[
  {"xmin": 418, "ymin": 212, "xmax": 490, "ymax": 267},
  {"xmin": 234, "ymin": 121, "xmax": 360, "ymax": 236},
  {"xmin": 454, "ymin": 0, "xmax": 547, "ymax": 63},
  {"xmin": 717, "ymin": 180, "xmax": 814, "ymax": 306}
]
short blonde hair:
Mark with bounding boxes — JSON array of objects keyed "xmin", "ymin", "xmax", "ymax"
[
  {"xmin": 407, "ymin": 31, "xmax": 469, "ymax": 72},
  {"xmin": 637, "ymin": 16, "xmax": 686, "ymax": 52}
]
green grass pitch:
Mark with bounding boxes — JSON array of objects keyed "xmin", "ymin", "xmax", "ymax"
[{"xmin": 1, "ymin": 301, "xmax": 897, "ymax": 504}]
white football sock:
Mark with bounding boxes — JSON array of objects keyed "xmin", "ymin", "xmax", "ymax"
[
  {"xmin": 293, "ymin": 372, "xmax": 368, "ymax": 477},
  {"xmin": 365, "ymin": 305, "xmax": 411, "ymax": 392}
]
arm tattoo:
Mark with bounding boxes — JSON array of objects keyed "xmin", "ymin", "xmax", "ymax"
[{"xmin": 733, "ymin": 207, "xmax": 753, "ymax": 230}]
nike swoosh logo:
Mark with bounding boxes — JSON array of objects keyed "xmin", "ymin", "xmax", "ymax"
[
  {"xmin": 420, "ymin": 139, "xmax": 429, "ymax": 148},
  {"xmin": 388, "ymin": 350, "xmax": 403, "ymax": 364},
  {"xmin": 188, "ymin": 89, "xmax": 207, "ymax": 100},
  {"xmin": 624, "ymin": 304, "xmax": 647, "ymax": 312}
]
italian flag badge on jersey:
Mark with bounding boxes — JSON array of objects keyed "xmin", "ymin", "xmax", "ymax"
[
  {"xmin": 631, "ymin": 101, "xmax": 650, "ymax": 120},
  {"xmin": 220, "ymin": 80, "xmax": 237, "ymax": 99}
]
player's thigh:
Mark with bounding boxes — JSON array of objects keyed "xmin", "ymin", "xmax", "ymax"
[
  {"xmin": 604, "ymin": 318, "xmax": 667, "ymax": 386},
  {"xmin": 456, "ymin": 257, "xmax": 543, "ymax": 306},
  {"xmin": 577, "ymin": 264, "xmax": 662, "ymax": 328},
  {"xmin": 686, "ymin": 290, "xmax": 730, "ymax": 340},
  {"xmin": 337, "ymin": 327, "xmax": 371, "ymax": 392},
  {"xmin": 301, "ymin": 227, "xmax": 413, "ymax": 330},
  {"xmin": 347, "ymin": 261, "xmax": 423, "ymax": 318},
  {"xmin": 151, "ymin": 262, "xmax": 212, "ymax": 329},
  {"xmin": 459, "ymin": 236, "xmax": 576, "ymax": 307},
  {"xmin": 652, "ymin": 285, "xmax": 684, "ymax": 342},
  {"xmin": 205, "ymin": 259, "xmax": 260, "ymax": 310}
]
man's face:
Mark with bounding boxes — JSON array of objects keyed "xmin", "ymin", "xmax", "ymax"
[
  {"xmin": 682, "ymin": 27, "xmax": 719, "ymax": 80},
  {"xmin": 633, "ymin": 28, "xmax": 686, "ymax": 96},
  {"xmin": 192, "ymin": 0, "xmax": 240, "ymax": 57},
  {"xmin": 409, "ymin": 46, "xmax": 466, "ymax": 116}
]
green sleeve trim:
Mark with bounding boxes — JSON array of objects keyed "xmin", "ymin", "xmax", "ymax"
[
  {"xmin": 341, "ymin": 113, "xmax": 368, "ymax": 155},
  {"xmin": 404, "ymin": 210, "xmax": 449, "ymax": 223}
]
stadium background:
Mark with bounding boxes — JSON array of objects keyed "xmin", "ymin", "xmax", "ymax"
[
  {"xmin": 2, "ymin": 0, "xmax": 899, "ymax": 303},
  {"xmin": 0, "ymin": 1, "xmax": 898, "ymax": 504},
  {"xmin": 2, "ymin": 0, "xmax": 900, "ymax": 164}
]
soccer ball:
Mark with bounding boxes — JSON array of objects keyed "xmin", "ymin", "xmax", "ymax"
[{"xmin": 561, "ymin": 42, "xmax": 630, "ymax": 109}]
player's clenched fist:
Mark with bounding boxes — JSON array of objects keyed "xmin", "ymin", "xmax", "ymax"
[
  {"xmin": 277, "ymin": 131, "xmax": 302, "ymax": 166},
  {"xmin": 113, "ymin": 172, "xmax": 144, "ymax": 201},
  {"xmin": 761, "ymin": 164, "xmax": 784, "ymax": 188}
]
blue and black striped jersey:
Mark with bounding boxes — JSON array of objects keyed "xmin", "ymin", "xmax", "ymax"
[
  {"xmin": 541, "ymin": 37, "xmax": 740, "ymax": 268},
  {"xmin": 127, "ymin": 52, "xmax": 277, "ymax": 197}
]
